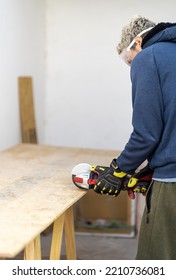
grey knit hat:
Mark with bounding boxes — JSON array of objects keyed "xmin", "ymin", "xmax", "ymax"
[{"xmin": 116, "ymin": 15, "xmax": 156, "ymax": 54}]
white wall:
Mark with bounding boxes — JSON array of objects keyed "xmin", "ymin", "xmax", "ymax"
[
  {"xmin": 0, "ymin": 0, "xmax": 45, "ymax": 151},
  {"xmin": 44, "ymin": 0, "xmax": 176, "ymax": 151},
  {"xmin": 1, "ymin": 0, "xmax": 176, "ymax": 153}
]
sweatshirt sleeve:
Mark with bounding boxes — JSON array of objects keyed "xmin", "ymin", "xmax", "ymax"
[{"xmin": 117, "ymin": 47, "xmax": 164, "ymax": 173}]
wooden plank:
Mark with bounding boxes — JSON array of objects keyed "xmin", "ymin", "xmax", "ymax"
[
  {"xmin": 34, "ymin": 235, "xmax": 42, "ymax": 260},
  {"xmin": 24, "ymin": 235, "xmax": 41, "ymax": 260},
  {"xmin": 18, "ymin": 77, "xmax": 37, "ymax": 143},
  {"xmin": 49, "ymin": 213, "xmax": 65, "ymax": 260},
  {"xmin": 24, "ymin": 240, "xmax": 35, "ymax": 260},
  {"xmin": 18, "ymin": 77, "xmax": 52, "ymax": 236},
  {"xmin": 64, "ymin": 206, "xmax": 76, "ymax": 259}
]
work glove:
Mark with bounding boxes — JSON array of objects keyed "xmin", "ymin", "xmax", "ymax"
[
  {"xmin": 90, "ymin": 159, "xmax": 128, "ymax": 197},
  {"xmin": 127, "ymin": 164, "xmax": 153, "ymax": 199}
]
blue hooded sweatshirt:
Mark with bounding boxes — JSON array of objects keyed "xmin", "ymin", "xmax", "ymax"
[{"xmin": 117, "ymin": 24, "xmax": 176, "ymax": 180}]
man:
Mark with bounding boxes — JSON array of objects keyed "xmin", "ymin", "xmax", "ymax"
[{"xmin": 92, "ymin": 15, "xmax": 176, "ymax": 259}]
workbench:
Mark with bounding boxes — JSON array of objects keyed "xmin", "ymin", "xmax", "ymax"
[{"xmin": 0, "ymin": 143, "xmax": 118, "ymax": 260}]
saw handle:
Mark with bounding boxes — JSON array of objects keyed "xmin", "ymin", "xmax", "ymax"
[
  {"xmin": 88, "ymin": 165, "xmax": 109, "ymax": 188},
  {"xmin": 88, "ymin": 171, "xmax": 98, "ymax": 188}
]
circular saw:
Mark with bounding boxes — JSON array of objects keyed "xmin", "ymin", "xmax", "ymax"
[{"xmin": 71, "ymin": 163, "xmax": 98, "ymax": 190}]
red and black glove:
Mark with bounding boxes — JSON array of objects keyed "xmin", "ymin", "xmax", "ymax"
[{"xmin": 127, "ymin": 164, "xmax": 153, "ymax": 199}]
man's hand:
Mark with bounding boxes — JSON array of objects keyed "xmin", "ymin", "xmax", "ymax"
[
  {"xmin": 90, "ymin": 159, "xmax": 127, "ymax": 197},
  {"xmin": 127, "ymin": 164, "xmax": 153, "ymax": 199}
]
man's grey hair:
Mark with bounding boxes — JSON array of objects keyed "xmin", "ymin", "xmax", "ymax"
[{"xmin": 116, "ymin": 15, "xmax": 156, "ymax": 54}]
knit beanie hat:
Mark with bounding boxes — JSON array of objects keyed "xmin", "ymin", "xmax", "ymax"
[{"xmin": 116, "ymin": 15, "xmax": 156, "ymax": 54}]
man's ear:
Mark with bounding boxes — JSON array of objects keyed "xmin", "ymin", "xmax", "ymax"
[{"xmin": 134, "ymin": 36, "xmax": 142, "ymax": 47}]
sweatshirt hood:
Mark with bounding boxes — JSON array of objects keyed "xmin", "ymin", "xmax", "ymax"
[{"xmin": 142, "ymin": 23, "xmax": 176, "ymax": 49}]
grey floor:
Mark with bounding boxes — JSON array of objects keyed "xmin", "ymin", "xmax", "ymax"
[
  {"xmin": 41, "ymin": 232, "xmax": 138, "ymax": 260},
  {"xmin": 13, "ymin": 232, "xmax": 138, "ymax": 260}
]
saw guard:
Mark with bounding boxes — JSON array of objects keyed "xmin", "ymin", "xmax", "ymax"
[{"xmin": 71, "ymin": 163, "xmax": 91, "ymax": 189}]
